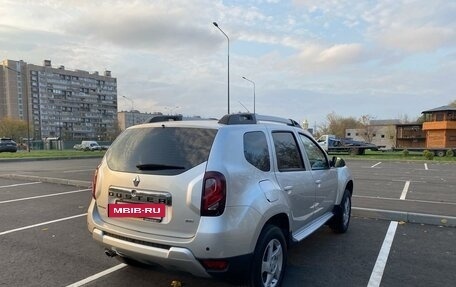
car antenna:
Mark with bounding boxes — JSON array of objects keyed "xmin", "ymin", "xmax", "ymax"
[{"xmin": 238, "ymin": 101, "xmax": 250, "ymax": 113}]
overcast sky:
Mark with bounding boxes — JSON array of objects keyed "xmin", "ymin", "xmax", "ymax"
[{"xmin": 1, "ymin": 0, "xmax": 455, "ymax": 126}]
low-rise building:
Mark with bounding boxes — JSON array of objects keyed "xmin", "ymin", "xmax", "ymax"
[{"xmin": 345, "ymin": 119, "xmax": 400, "ymax": 149}]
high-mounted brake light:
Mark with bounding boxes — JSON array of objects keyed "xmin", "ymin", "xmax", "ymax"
[
  {"xmin": 201, "ymin": 171, "xmax": 226, "ymax": 216},
  {"xmin": 91, "ymin": 166, "xmax": 99, "ymax": 200}
]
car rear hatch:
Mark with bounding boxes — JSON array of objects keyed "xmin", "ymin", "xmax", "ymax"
[{"xmin": 95, "ymin": 124, "xmax": 218, "ymax": 239}]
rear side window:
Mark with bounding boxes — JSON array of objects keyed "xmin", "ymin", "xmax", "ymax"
[
  {"xmin": 272, "ymin": 132, "xmax": 304, "ymax": 171},
  {"xmin": 107, "ymin": 127, "xmax": 217, "ymax": 175},
  {"xmin": 244, "ymin": 131, "xmax": 270, "ymax": 171}
]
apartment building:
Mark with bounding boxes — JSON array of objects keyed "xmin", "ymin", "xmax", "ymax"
[
  {"xmin": 117, "ymin": 110, "xmax": 159, "ymax": 131},
  {"xmin": 118, "ymin": 111, "xmax": 207, "ymax": 131},
  {"xmin": 0, "ymin": 59, "xmax": 117, "ymax": 140}
]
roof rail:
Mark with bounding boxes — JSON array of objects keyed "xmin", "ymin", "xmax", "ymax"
[
  {"xmin": 218, "ymin": 113, "xmax": 301, "ymax": 128},
  {"xmin": 145, "ymin": 115, "xmax": 183, "ymax": 123}
]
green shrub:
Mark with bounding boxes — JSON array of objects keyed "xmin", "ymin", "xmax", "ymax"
[
  {"xmin": 446, "ymin": 149, "xmax": 455, "ymax": 157},
  {"xmin": 423, "ymin": 150, "xmax": 434, "ymax": 160},
  {"xmin": 402, "ymin": 149, "xmax": 409, "ymax": 157}
]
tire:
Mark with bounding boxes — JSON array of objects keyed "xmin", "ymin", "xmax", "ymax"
[
  {"xmin": 250, "ymin": 225, "xmax": 287, "ymax": 287},
  {"xmin": 329, "ymin": 190, "xmax": 351, "ymax": 233},
  {"xmin": 436, "ymin": 150, "xmax": 445, "ymax": 157}
]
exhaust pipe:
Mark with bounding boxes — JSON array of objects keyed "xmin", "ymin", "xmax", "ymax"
[{"xmin": 104, "ymin": 248, "xmax": 117, "ymax": 257}]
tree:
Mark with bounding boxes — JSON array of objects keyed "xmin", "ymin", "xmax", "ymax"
[
  {"xmin": 106, "ymin": 117, "xmax": 122, "ymax": 141},
  {"xmin": 318, "ymin": 112, "xmax": 360, "ymax": 138},
  {"xmin": 449, "ymin": 100, "xmax": 456, "ymax": 107},
  {"xmin": 358, "ymin": 115, "xmax": 378, "ymax": 143},
  {"xmin": 0, "ymin": 117, "xmax": 28, "ymax": 142}
]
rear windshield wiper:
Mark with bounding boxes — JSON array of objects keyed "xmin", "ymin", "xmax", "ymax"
[{"xmin": 136, "ymin": 163, "xmax": 186, "ymax": 170}]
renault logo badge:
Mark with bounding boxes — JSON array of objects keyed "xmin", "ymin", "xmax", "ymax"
[{"xmin": 133, "ymin": 175, "xmax": 140, "ymax": 187}]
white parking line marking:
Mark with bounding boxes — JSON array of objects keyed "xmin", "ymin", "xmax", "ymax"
[
  {"xmin": 65, "ymin": 264, "xmax": 127, "ymax": 287},
  {"xmin": 0, "ymin": 182, "xmax": 41, "ymax": 189},
  {"xmin": 0, "ymin": 189, "xmax": 90, "ymax": 204},
  {"xmin": 371, "ymin": 162, "xmax": 382, "ymax": 168},
  {"xmin": 424, "ymin": 163, "xmax": 429, "ymax": 170},
  {"xmin": 367, "ymin": 221, "xmax": 398, "ymax": 287},
  {"xmin": 400, "ymin": 181, "xmax": 411, "ymax": 200},
  {"xmin": 353, "ymin": 195, "xmax": 456, "ymax": 206},
  {"xmin": 0, "ymin": 213, "xmax": 87, "ymax": 236}
]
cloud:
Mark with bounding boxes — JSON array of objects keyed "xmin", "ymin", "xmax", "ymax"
[
  {"xmin": 1, "ymin": 0, "xmax": 455, "ymax": 126},
  {"xmin": 292, "ymin": 0, "xmax": 456, "ymax": 54},
  {"xmin": 362, "ymin": 1, "xmax": 456, "ymax": 53},
  {"xmin": 315, "ymin": 43, "xmax": 364, "ymax": 65},
  {"xmin": 63, "ymin": 2, "xmax": 221, "ymax": 55},
  {"xmin": 378, "ymin": 26, "xmax": 455, "ymax": 53},
  {"xmin": 282, "ymin": 42, "xmax": 366, "ymax": 73}
]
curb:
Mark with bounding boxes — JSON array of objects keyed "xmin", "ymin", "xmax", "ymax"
[
  {"xmin": 1, "ymin": 173, "xmax": 455, "ymax": 228},
  {"xmin": 352, "ymin": 207, "xmax": 456, "ymax": 228},
  {"xmin": 0, "ymin": 174, "xmax": 91, "ymax": 189},
  {"xmin": 0, "ymin": 155, "xmax": 103, "ymax": 163}
]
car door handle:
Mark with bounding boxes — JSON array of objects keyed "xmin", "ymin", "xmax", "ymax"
[
  {"xmin": 315, "ymin": 180, "xmax": 322, "ymax": 185},
  {"xmin": 284, "ymin": 186, "xmax": 293, "ymax": 192}
]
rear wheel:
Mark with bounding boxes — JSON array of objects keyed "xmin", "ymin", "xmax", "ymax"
[
  {"xmin": 329, "ymin": 189, "xmax": 351, "ymax": 233},
  {"xmin": 250, "ymin": 225, "xmax": 287, "ymax": 287}
]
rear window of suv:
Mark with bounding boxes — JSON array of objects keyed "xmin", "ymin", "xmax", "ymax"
[{"xmin": 107, "ymin": 127, "xmax": 218, "ymax": 175}]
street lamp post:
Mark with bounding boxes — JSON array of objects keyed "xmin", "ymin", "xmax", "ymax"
[
  {"xmin": 3, "ymin": 65, "xmax": 31, "ymax": 152},
  {"xmin": 122, "ymin": 95, "xmax": 135, "ymax": 127},
  {"xmin": 213, "ymin": 22, "xmax": 230, "ymax": 114},
  {"xmin": 242, "ymin": 76, "xmax": 256, "ymax": 114}
]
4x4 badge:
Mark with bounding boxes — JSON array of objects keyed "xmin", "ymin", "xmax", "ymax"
[{"xmin": 133, "ymin": 175, "xmax": 140, "ymax": 187}]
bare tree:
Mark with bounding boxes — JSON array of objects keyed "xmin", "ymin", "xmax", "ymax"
[
  {"xmin": 358, "ymin": 115, "xmax": 378, "ymax": 143},
  {"xmin": 397, "ymin": 113, "xmax": 411, "ymax": 124},
  {"xmin": 318, "ymin": 112, "xmax": 360, "ymax": 138},
  {"xmin": 106, "ymin": 117, "xmax": 122, "ymax": 141}
]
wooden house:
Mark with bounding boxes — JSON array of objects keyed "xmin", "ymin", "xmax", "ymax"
[
  {"xmin": 422, "ymin": 105, "xmax": 456, "ymax": 148},
  {"xmin": 395, "ymin": 123, "xmax": 426, "ymax": 148}
]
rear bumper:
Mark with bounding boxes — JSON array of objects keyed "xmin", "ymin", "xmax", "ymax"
[
  {"xmin": 92, "ymin": 228, "xmax": 211, "ymax": 277},
  {"xmin": 0, "ymin": 147, "xmax": 17, "ymax": 152},
  {"xmin": 87, "ymin": 200, "xmax": 260, "ymax": 279}
]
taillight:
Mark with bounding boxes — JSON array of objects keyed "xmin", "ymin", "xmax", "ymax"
[
  {"xmin": 201, "ymin": 171, "xmax": 226, "ymax": 216},
  {"xmin": 91, "ymin": 166, "xmax": 99, "ymax": 200}
]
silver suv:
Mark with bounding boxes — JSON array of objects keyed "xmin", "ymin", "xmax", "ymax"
[{"xmin": 87, "ymin": 113, "xmax": 353, "ymax": 287}]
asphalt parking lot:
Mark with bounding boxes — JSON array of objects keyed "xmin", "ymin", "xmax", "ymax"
[{"xmin": 0, "ymin": 158, "xmax": 455, "ymax": 286}]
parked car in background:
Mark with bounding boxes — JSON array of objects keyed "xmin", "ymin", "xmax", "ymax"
[
  {"xmin": 100, "ymin": 144, "xmax": 110, "ymax": 150},
  {"xmin": 74, "ymin": 141, "xmax": 102, "ymax": 151},
  {"xmin": 88, "ymin": 113, "xmax": 353, "ymax": 287},
  {"xmin": 0, "ymin": 138, "xmax": 18, "ymax": 153}
]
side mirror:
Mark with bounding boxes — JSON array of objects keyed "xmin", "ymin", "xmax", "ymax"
[{"xmin": 331, "ymin": 156, "xmax": 346, "ymax": 168}]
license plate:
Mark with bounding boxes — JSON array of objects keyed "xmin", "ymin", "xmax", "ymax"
[{"xmin": 108, "ymin": 203, "xmax": 166, "ymax": 218}]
